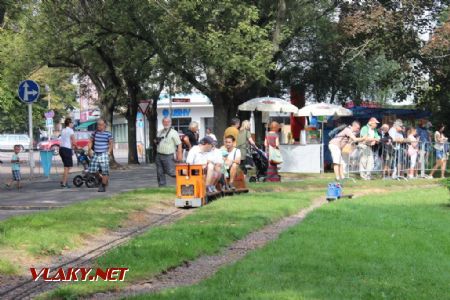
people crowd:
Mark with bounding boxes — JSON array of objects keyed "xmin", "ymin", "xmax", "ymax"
[
  {"xmin": 2, "ymin": 115, "xmax": 447, "ymax": 193},
  {"xmin": 329, "ymin": 117, "xmax": 448, "ymax": 181}
]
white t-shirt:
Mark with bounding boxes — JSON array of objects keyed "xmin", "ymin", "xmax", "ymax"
[
  {"xmin": 60, "ymin": 127, "xmax": 74, "ymax": 149},
  {"xmin": 223, "ymin": 147, "xmax": 241, "ymax": 167},
  {"xmin": 210, "ymin": 148, "xmax": 224, "ymax": 165},
  {"xmin": 186, "ymin": 145, "xmax": 212, "ymax": 166}
]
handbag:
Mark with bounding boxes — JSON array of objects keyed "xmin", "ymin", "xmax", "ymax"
[
  {"xmin": 341, "ymin": 143, "xmax": 353, "ymax": 155},
  {"xmin": 268, "ymin": 145, "xmax": 283, "ymax": 164}
]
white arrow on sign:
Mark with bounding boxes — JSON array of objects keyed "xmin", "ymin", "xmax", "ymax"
[{"xmin": 23, "ymin": 82, "xmax": 39, "ymax": 102}]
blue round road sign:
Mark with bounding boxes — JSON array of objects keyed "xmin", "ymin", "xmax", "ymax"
[{"xmin": 18, "ymin": 80, "xmax": 40, "ymax": 103}]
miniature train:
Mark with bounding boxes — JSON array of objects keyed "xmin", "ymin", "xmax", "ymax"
[{"xmin": 175, "ymin": 163, "xmax": 249, "ymax": 208}]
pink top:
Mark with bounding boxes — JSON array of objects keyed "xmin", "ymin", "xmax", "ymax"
[{"xmin": 329, "ymin": 127, "xmax": 356, "ymax": 149}]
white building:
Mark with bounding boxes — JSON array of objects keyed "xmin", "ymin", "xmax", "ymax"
[{"xmin": 112, "ymin": 93, "xmax": 214, "ymax": 149}]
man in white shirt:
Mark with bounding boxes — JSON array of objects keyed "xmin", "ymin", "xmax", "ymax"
[
  {"xmin": 388, "ymin": 119, "xmax": 406, "ymax": 179},
  {"xmin": 222, "ymin": 135, "xmax": 241, "ymax": 190},
  {"xmin": 186, "ymin": 136, "xmax": 222, "ymax": 193}
]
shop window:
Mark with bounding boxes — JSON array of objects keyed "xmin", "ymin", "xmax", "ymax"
[
  {"xmin": 173, "ymin": 118, "xmax": 192, "ymax": 134},
  {"xmin": 204, "ymin": 118, "xmax": 214, "ymax": 132}
]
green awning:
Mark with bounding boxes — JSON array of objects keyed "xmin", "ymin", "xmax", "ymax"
[{"xmin": 76, "ymin": 120, "xmax": 96, "ymax": 130}]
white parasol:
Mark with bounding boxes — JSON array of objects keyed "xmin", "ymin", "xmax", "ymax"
[
  {"xmin": 296, "ymin": 102, "xmax": 352, "ymax": 117},
  {"xmin": 238, "ymin": 97, "xmax": 298, "ymax": 113}
]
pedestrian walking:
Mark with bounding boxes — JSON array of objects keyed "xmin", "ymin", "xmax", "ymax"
[
  {"xmin": 87, "ymin": 119, "xmax": 113, "ymax": 192},
  {"xmin": 4, "ymin": 145, "xmax": 22, "ymax": 190},
  {"xmin": 59, "ymin": 118, "xmax": 76, "ymax": 188},
  {"xmin": 430, "ymin": 124, "xmax": 448, "ymax": 178},
  {"xmin": 236, "ymin": 120, "xmax": 256, "ymax": 175},
  {"xmin": 155, "ymin": 118, "xmax": 183, "ymax": 187}
]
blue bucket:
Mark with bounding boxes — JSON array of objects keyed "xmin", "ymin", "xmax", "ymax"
[
  {"xmin": 40, "ymin": 151, "xmax": 53, "ymax": 177},
  {"xmin": 327, "ymin": 182, "xmax": 342, "ymax": 198}
]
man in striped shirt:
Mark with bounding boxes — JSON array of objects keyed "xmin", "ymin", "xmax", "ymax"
[
  {"xmin": 155, "ymin": 118, "xmax": 183, "ymax": 187},
  {"xmin": 88, "ymin": 119, "xmax": 113, "ymax": 192}
]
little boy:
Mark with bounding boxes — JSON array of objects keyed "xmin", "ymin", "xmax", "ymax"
[{"xmin": 5, "ymin": 145, "xmax": 22, "ymax": 189}]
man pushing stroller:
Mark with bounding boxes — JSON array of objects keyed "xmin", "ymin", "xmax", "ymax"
[{"xmin": 87, "ymin": 119, "xmax": 113, "ymax": 192}]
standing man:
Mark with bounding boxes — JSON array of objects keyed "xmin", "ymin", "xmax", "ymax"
[
  {"xmin": 359, "ymin": 117, "xmax": 380, "ymax": 180},
  {"xmin": 88, "ymin": 119, "xmax": 113, "ymax": 192},
  {"xmin": 223, "ymin": 118, "xmax": 240, "ymax": 142},
  {"xmin": 155, "ymin": 117, "xmax": 183, "ymax": 187},
  {"xmin": 416, "ymin": 119, "xmax": 431, "ymax": 178},
  {"xmin": 388, "ymin": 119, "xmax": 406, "ymax": 179}
]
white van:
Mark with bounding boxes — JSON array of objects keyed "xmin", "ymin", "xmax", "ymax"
[{"xmin": 0, "ymin": 134, "xmax": 30, "ymax": 151}]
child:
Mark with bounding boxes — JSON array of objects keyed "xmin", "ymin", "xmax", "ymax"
[{"xmin": 5, "ymin": 145, "xmax": 22, "ymax": 189}]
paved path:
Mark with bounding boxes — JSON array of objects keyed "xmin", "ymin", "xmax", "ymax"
[{"xmin": 0, "ymin": 164, "xmax": 174, "ymax": 221}]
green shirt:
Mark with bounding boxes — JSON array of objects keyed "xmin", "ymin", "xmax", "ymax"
[
  {"xmin": 360, "ymin": 125, "xmax": 380, "ymax": 139},
  {"xmin": 156, "ymin": 128, "xmax": 181, "ymax": 155},
  {"xmin": 236, "ymin": 129, "xmax": 251, "ymax": 159}
]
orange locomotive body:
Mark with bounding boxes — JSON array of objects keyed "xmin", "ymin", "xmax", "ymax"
[{"xmin": 175, "ymin": 164, "xmax": 207, "ymax": 207}]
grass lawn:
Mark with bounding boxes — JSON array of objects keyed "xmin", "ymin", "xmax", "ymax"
[
  {"xmin": 133, "ymin": 186, "xmax": 450, "ymax": 300},
  {"xmin": 44, "ymin": 190, "xmax": 320, "ymax": 299},
  {"xmin": 0, "ymin": 187, "xmax": 175, "ymax": 274}
]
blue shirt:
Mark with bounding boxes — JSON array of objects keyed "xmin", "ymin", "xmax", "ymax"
[
  {"xmin": 11, "ymin": 154, "xmax": 20, "ymax": 171},
  {"xmin": 416, "ymin": 126, "xmax": 430, "ymax": 143},
  {"xmin": 91, "ymin": 131, "xmax": 113, "ymax": 153}
]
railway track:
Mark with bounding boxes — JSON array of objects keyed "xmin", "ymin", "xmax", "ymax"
[{"xmin": 0, "ymin": 208, "xmax": 188, "ymax": 300}]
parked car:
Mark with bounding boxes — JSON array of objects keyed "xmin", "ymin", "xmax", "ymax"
[
  {"xmin": 37, "ymin": 131, "xmax": 93, "ymax": 155},
  {"xmin": 0, "ymin": 134, "xmax": 31, "ymax": 151}
]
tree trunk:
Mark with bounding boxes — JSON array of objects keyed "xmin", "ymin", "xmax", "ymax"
[
  {"xmin": 211, "ymin": 92, "xmax": 237, "ymax": 145},
  {"xmin": 125, "ymin": 81, "xmax": 140, "ymax": 164},
  {"xmin": 148, "ymin": 96, "xmax": 158, "ymax": 163}
]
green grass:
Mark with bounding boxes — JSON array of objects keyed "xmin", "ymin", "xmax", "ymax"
[
  {"xmin": 0, "ymin": 187, "xmax": 175, "ymax": 269},
  {"xmin": 0, "ymin": 258, "xmax": 19, "ymax": 275},
  {"xmin": 44, "ymin": 190, "xmax": 320, "ymax": 299},
  {"xmin": 134, "ymin": 187, "xmax": 450, "ymax": 300}
]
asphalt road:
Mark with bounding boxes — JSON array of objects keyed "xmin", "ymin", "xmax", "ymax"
[{"xmin": 0, "ymin": 159, "xmax": 175, "ymax": 221}]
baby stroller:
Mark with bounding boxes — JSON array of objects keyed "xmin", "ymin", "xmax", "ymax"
[
  {"xmin": 72, "ymin": 149, "xmax": 101, "ymax": 188},
  {"xmin": 248, "ymin": 145, "xmax": 268, "ymax": 182}
]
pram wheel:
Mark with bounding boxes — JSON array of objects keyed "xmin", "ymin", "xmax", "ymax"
[
  {"xmin": 85, "ymin": 174, "xmax": 99, "ymax": 188},
  {"xmin": 73, "ymin": 175, "xmax": 84, "ymax": 187},
  {"xmin": 249, "ymin": 176, "xmax": 257, "ymax": 183}
]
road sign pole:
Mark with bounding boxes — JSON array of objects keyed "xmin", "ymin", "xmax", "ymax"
[{"xmin": 28, "ymin": 104, "xmax": 35, "ymax": 177}]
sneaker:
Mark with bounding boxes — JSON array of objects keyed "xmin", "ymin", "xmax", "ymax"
[
  {"xmin": 4, "ymin": 184, "xmax": 10, "ymax": 189},
  {"xmin": 60, "ymin": 182, "xmax": 64, "ymax": 187},
  {"xmin": 229, "ymin": 183, "xmax": 236, "ymax": 190},
  {"xmin": 206, "ymin": 185, "xmax": 214, "ymax": 193},
  {"xmin": 98, "ymin": 185, "xmax": 106, "ymax": 192},
  {"xmin": 61, "ymin": 184, "xmax": 71, "ymax": 189}
]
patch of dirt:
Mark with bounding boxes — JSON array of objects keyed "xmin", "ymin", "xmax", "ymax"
[{"xmin": 88, "ymin": 197, "xmax": 327, "ymax": 300}]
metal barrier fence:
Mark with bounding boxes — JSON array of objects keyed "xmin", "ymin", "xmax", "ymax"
[{"xmin": 344, "ymin": 141, "xmax": 449, "ymax": 180}]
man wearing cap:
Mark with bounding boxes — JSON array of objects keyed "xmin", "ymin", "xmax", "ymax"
[
  {"xmin": 186, "ymin": 136, "xmax": 222, "ymax": 193},
  {"xmin": 155, "ymin": 118, "xmax": 183, "ymax": 187},
  {"xmin": 359, "ymin": 117, "xmax": 381, "ymax": 180},
  {"xmin": 388, "ymin": 119, "xmax": 406, "ymax": 179}
]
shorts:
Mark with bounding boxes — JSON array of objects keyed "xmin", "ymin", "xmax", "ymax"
[
  {"xmin": 409, "ymin": 153, "xmax": 418, "ymax": 168},
  {"xmin": 88, "ymin": 152, "xmax": 110, "ymax": 176},
  {"xmin": 329, "ymin": 144, "xmax": 343, "ymax": 165},
  {"xmin": 12, "ymin": 170, "xmax": 21, "ymax": 181},
  {"xmin": 59, "ymin": 147, "xmax": 73, "ymax": 167},
  {"xmin": 436, "ymin": 150, "xmax": 447, "ymax": 160}
]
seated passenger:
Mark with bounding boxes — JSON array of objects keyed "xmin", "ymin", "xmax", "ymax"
[
  {"xmin": 221, "ymin": 135, "xmax": 241, "ymax": 190},
  {"xmin": 186, "ymin": 136, "xmax": 221, "ymax": 193}
]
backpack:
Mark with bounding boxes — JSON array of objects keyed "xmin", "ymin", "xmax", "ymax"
[{"xmin": 328, "ymin": 124, "xmax": 347, "ymax": 139}]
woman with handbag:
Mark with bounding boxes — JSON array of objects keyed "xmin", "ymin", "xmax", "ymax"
[
  {"xmin": 328, "ymin": 121, "xmax": 366, "ymax": 181},
  {"xmin": 264, "ymin": 121, "xmax": 282, "ymax": 182},
  {"xmin": 430, "ymin": 124, "xmax": 448, "ymax": 178}
]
